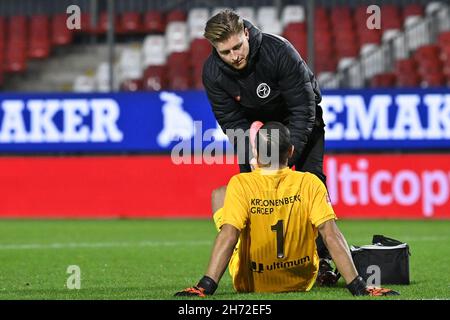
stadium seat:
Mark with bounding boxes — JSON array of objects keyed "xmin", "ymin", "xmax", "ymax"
[
  {"xmin": 190, "ymin": 38, "xmax": 211, "ymax": 68},
  {"xmin": 397, "ymin": 74, "xmax": 421, "ymax": 87},
  {"xmin": 358, "ymin": 29, "xmax": 381, "ymax": 46},
  {"xmin": 281, "ymin": 5, "xmax": 305, "ymax": 27},
  {"xmin": 422, "ymin": 73, "xmax": 446, "ymax": 87},
  {"xmin": 73, "ymin": 74, "xmax": 96, "ymax": 92},
  {"xmin": 95, "ymin": 62, "xmax": 118, "ymax": 92},
  {"xmin": 413, "ymin": 45, "xmax": 441, "ymax": 62},
  {"xmin": 235, "ymin": 7, "xmax": 256, "ymax": 24},
  {"xmin": 257, "ymin": 7, "xmax": 282, "ymax": 34},
  {"xmin": 142, "ymin": 35, "xmax": 167, "ymax": 67},
  {"xmin": 403, "ymin": 4, "xmax": 424, "ymax": 19},
  {"xmin": 121, "ymin": 12, "xmax": 142, "ymax": 34},
  {"xmin": 143, "ymin": 10, "xmax": 165, "ymax": 34},
  {"xmin": 381, "ymin": 5, "xmax": 402, "ymax": 30},
  {"xmin": 94, "ymin": 11, "xmax": 123, "ymax": 35},
  {"xmin": 440, "ymin": 45, "xmax": 450, "ymax": 62},
  {"xmin": 211, "ymin": 7, "xmax": 231, "ymax": 17},
  {"xmin": 29, "ymin": 15, "xmax": 51, "ymax": 59},
  {"xmin": 438, "ymin": 31, "xmax": 450, "ymax": 48},
  {"xmin": 143, "ymin": 65, "xmax": 167, "ymax": 91},
  {"xmin": 166, "ymin": 22, "xmax": 189, "ymax": 54},
  {"xmin": 187, "ymin": 8, "xmax": 209, "ymax": 40},
  {"xmin": 120, "ymin": 78, "xmax": 143, "ymax": 91},
  {"xmin": 166, "ymin": 10, "xmax": 187, "ymax": 23},
  {"xmin": 5, "ymin": 15, "xmax": 27, "ymax": 73},
  {"xmin": 80, "ymin": 12, "xmax": 94, "ymax": 33},
  {"xmin": 168, "ymin": 73, "xmax": 191, "ymax": 90},
  {"xmin": 118, "ymin": 47, "xmax": 143, "ymax": 84},
  {"xmin": 371, "ymin": 73, "xmax": 397, "ymax": 87},
  {"xmin": 395, "ymin": 58, "xmax": 417, "ymax": 74},
  {"xmin": 52, "ymin": 13, "xmax": 73, "ymax": 45},
  {"xmin": 425, "ymin": 2, "xmax": 445, "ymax": 15}
]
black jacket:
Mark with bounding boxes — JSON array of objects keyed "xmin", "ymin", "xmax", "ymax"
[{"xmin": 202, "ymin": 20, "xmax": 323, "ymax": 169}]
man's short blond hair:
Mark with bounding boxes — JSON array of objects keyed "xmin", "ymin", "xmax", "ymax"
[{"xmin": 204, "ymin": 9, "xmax": 244, "ymax": 44}]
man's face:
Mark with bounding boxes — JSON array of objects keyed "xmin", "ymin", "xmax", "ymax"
[{"xmin": 214, "ymin": 29, "xmax": 250, "ymax": 70}]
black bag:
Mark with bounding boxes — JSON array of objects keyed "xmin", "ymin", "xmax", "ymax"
[{"xmin": 350, "ymin": 235, "xmax": 410, "ymax": 285}]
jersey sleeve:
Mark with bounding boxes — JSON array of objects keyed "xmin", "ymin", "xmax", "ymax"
[
  {"xmin": 307, "ymin": 174, "xmax": 337, "ymax": 228},
  {"xmin": 221, "ymin": 176, "xmax": 249, "ymax": 231}
]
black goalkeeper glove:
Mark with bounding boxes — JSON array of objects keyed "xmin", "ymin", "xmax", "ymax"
[
  {"xmin": 347, "ymin": 276, "xmax": 400, "ymax": 296},
  {"xmin": 174, "ymin": 276, "xmax": 218, "ymax": 297}
]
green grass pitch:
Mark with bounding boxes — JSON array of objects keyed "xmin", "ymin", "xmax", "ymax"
[{"xmin": 0, "ymin": 219, "xmax": 448, "ymax": 300}]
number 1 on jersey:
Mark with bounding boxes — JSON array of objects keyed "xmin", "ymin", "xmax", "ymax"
[{"xmin": 271, "ymin": 220, "xmax": 285, "ymax": 259}]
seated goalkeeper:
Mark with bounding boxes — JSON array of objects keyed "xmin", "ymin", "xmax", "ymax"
[{"xmin": 175, "ymin": 122, "xmax": 398, "ymax": 297}]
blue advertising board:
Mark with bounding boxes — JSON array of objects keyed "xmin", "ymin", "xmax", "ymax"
[{"xmin": 0, "ymin": 88, "xmax": 448, "ymax": 153}]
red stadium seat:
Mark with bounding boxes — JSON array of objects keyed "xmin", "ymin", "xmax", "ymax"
[
  {"xmin": 397, "ymin": 74, "xmax": 421, "ymax": 87},
  {"xmin": 371, "ymin": 73, "xmax": 397, "ymax": 87},
  {"xmin": 121, "ymin": 12, "xmax": 142, "ymax": 34},
  {"xmin": 414, "ymin": 45, "xmax": 441, "ymax": 62},
  {"xmin": 438, "ymin": 32, "xmax": 450, "ymax": 48},
  {"xmin": 315, "ymin": 7, "xmax": 328, "ymax": 20},
  {"xmin": 169, "ymin": 73, "xmax": 190, "ymax": 90},
  {"xmin": 166, "ymin": 10, "xmax": 187, "ymax": 23},
  {"xmin": 29, "ymin": 15, "xmax": 51, "ymax": 59},
  {"xmin": 143, "ymin": 65, "xmax": 166, "ymax": 91},
  {"xmin": 167, "ymin": 52, "xmax": 190, "ymax": 70},
  {"xmin": 0, "ymin": 16, "xmax": 5, "ymax": 49},
  {"xmin": 5, "ymin": 47, "xmax": 27, "ymax": 73},
  {"xmin": 330, "ymin": 6, "xmax": 352, "ymax": 28},
  {"xmin": 440, "ymin": 45, "xmax": 450, "ymax": 63},
  {"xmin": 381, "ymin": 5, "xmax": 402, "ymax": 30},
  {"xmin": 283, "ymin": 22, "xmax": 306, "ymax": 37},
  {"xmin": 418, "ymin": 59, "xmax": 443, "ymax": 76},
  {"xmin": 52, "ymin": 14, "xmax": 73, "ymax": 45},
  {"xmin": 358, "ymin": 29, "xmax": 381, "ymax": 45},
  {"xmin": 94, "ymin": 12, "xmax": 123, "ymax": 35},
  {"xmin": 80, "ymin": 12, "xmax": 93, "ymax": 33},
  {"xmin": 422, "ymin": 73, "xmax": 446, "ymax": 87},
  {"xmin": 190, "ymin": 38, "xmax": 211, "ymax": 68},
  {"xmin": 5, "ymin": 16, "xmax": 27, "ymax": 73},
  {"xmin": 120, "ymin": 78, "xmax": 143, "ymax": 91},
  {"xmin": 143, "ymin": 10, "xmax": 165, "ymax": 34},
  {"xmin": 403, "ymin": 4, "xmax": 424, "ymax": 18},
  {"xmin": 395, "ymin": 58, "xmax": 417, "ymax": 74}
]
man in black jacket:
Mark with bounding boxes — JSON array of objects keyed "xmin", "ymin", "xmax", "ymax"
[{"xmin": 202, "ymin": 9, "xmax": 337, "ymax": 285}]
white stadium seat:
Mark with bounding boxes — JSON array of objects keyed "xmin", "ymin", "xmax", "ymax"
[
  {"xmin": 211, "ymin": 7, "xmax": 232, "ymax": 17},
  {"xmin": 188, "ymin": 8, "xmax": 209, "ymax": 40},
  {"xmin": 257, "ymin": 6, "xmax": 281, "ymax": 35},
  {"xmin": 235, "ymin": 7, "xmax": 256, "ymax": 24},
  {"xmin": 118, "ymin": 47, "xmax": 142, "ymax": 82},
  {"xmin": 281, "ymin": 5, "xmax": 305, "ymax": 27},
  {"xmin": 142, "ymin": 35, "xmax": 167, "ymax": 67},
  {"xmin": 166, "ymin": 22, "xmax": 189, "ymax": 54},
  {"xmin": 95, "ymin": 62, "xmax": 118, "ymax": 92},
  {"xmin": 257, "ymin": 6, "xmax": 278, "ymax": 27}
]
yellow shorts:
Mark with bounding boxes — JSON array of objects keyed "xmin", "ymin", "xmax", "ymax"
[{"xmin": 213, "ymin": 208, "xmax": 240, "ymax": 280}]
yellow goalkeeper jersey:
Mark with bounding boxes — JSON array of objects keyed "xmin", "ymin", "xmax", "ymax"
[{"xmin": 219, "ymin": 167, "xmax": 336, "ymax": 293}]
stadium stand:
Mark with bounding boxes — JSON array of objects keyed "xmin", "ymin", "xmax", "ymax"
[{"xmin": 0, "ymin": 0, "xmax": 448, "ymax": 91}]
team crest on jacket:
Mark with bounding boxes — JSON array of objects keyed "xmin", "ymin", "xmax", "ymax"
[{"xmin": 256, "ymin": 83, "xmax": 271, "ymax": 98}]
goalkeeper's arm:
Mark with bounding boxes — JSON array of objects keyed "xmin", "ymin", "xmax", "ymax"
[
  {"xmin": 175, "ymin": 224, "xmax": 240, "ymax": 297},
  {"xmin": 318, "ymin": 219, "xmax": 399, "ymax": 296},
  {"xmin": 318, "ymin": 219, "xmax": 359, "ymax": 286}
]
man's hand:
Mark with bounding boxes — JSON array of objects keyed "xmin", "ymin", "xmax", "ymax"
[
  {"xmin": 347, "ymin": 276, "xmax": 400, "ymax": 296},
  {"xmin": 366, "ymin": 286, "xmax": 400, "ymax": 296},
  {"xmin": 174, "ymin": 275, "xmax": 218, "ymax": 297}
]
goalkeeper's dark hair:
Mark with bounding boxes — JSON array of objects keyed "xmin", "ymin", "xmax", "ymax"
[{"xmin": 255, "ymin": 122, "xmax": 292, "ymax": 166}]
